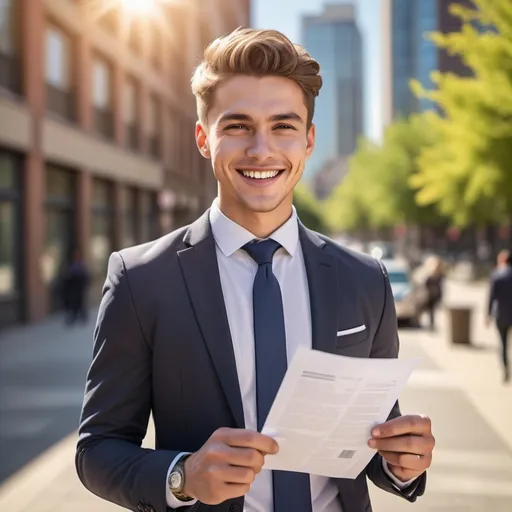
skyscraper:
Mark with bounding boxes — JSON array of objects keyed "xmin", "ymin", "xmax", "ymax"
[
  {"xmin": 302, "ymin": 4, "xmax": 364, "ymax": 178},
  {"xmin": 381, "ymin": 0, "xmax": 474, "ymax": 127}
]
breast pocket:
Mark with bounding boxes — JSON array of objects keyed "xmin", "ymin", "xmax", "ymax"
[{"xmin": 335, "ymin": 323, "xmax": 370, "ymax": 352}]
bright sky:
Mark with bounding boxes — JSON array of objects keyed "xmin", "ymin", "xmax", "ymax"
[{"xmin": 252, "ymin": 0, "xmax": 382, "ymax": 142}]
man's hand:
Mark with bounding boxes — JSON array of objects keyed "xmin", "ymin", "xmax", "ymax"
[
  {"xmin": 368, "ymin": 414, "xmax": 434, "ymax": 483},
  {"xmin": 183, "ymin": 427, "xmax": 279, "ymax": 505}
]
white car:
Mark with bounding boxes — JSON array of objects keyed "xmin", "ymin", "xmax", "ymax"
[{"xmin": 381, "ymin": 259, "xmax": 422, "ymax": 326}]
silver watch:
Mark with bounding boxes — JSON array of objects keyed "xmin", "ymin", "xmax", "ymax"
[{"xmin": 168, "ymin": 455, "xmax": 193, "ymax": 501}]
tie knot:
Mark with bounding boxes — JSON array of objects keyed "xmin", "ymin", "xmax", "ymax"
[{"xmin": 243, "ymin": 239, "xmax": 282, "ymax": 265}]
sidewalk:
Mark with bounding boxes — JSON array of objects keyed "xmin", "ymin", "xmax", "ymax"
[
  {"xmin": 369, "ymin": 279, "xmax": 512, "ymax": 511},
  {"xmin": 0, "ymin": 280, "xmax": 510, "ymax": 511}
]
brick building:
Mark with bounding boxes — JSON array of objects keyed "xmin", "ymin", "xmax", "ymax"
[{"xmin": 0, "ymin": 0, "xmax": 250, "ymax": 328}]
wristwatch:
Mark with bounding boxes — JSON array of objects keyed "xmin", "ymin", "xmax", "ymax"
[{"xmin": 168, "ymin": 455, "xmax": 194, "ymax": 502}]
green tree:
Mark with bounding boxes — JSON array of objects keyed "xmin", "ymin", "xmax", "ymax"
[
  {"xmin": 326, "ymin": 115, "xmax": 440, "ymax": 233},
  {"xmin": 411, "ymin": 0, "xmax": 512, "ymax": 227},
  {"xmin": 293, "ymin": 183, "xmax": 328, "ymax": 234}
]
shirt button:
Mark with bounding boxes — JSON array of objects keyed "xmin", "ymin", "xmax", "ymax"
[{"xmin": 229, "ymin": 504, "xmax": 241, "ymax": 512}]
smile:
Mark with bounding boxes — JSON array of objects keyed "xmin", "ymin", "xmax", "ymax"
[{"xmin": 237, "ymin": 169, "xmax": 285, "ymax": 180}]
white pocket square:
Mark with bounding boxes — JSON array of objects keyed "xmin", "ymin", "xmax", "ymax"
[{"xmin": 336, "ymin": 324, "xmax": 366, "ymax": 337}]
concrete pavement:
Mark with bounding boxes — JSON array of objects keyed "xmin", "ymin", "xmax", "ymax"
[{"xmin": 0, "ymin": 280, "xmax": 510, "ymax": 511}]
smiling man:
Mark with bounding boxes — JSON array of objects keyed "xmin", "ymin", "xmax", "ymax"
[{"xmin": 76, "ymin": 28, "xmax": 434, "ymax": 512}]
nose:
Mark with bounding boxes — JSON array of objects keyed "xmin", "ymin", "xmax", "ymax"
[{"xmin": 246, "ymin": 131, "xmax": 274, "ymax": 160}]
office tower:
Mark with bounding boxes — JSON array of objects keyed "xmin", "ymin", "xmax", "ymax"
[
  {"xmin": 381, "ymin": 0, "xmax": 474, "ymax": 126},
  {"xmin": 302, "ymin": 4, "xmax": 364, "ymax": 179}
]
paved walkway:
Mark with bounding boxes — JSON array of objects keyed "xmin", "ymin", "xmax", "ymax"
[{"xmin": 0, "ymin": 280, "xmax": 510, "ymax": 511}]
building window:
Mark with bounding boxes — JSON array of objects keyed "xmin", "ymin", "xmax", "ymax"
[
  {"xmin": 0, "ymin": 151, "xmax": 21, "ymax": 296},
  {"xmin": 123, "ymin": 187, "xmax": 138, "ymax": 247},
  {"xmin": 140, "ymin": 191, "xmax": 158, "ymax": 242},
  {"xmin": 99, "ymin": 8, "xmax": 119, "ymax": 35},
  {"xmin": 45, "ymin": 25, "xmax": 75, "ymax": 120},
  {"xmin": 43, "ymin": 165, "xmax": 76, "ymax": 311},
  {"xmin": 92, "ymin": 56, "xmax": 114, "ymax": 139},
  {"xmin": 147, "ymin": 95, "xmax": 160, "ymax": 158},
  {"xmin": 0, "ymin": 0, "xmax": 21, "ymax": 93},
  {"xmin": 148, "ymin": 24, "xmax": 161, "ymax": 70},
  {"xmin": 124, "ymin": 78, "xmax": 139, "ymax": 150},
  {"xmin": 128, "ymin": 18, "xmax": 143, "ymax": 55},
  {"xmin": 91, "ymin": 179, "xmax": 114, "ymax": 278}
]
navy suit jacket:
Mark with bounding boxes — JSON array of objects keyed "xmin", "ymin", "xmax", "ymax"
[
  {"xmin": 76, "ymin": 210, "xmax": 427, "ymax": 512},
  {"xmin": 489, "ymin": 266, "xmax": 512, "ymax": 327}
]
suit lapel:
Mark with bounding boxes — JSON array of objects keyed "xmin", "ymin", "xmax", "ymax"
[
  {"xmin": 299, "ymin": 225, "xmax": 338, "ymax": 354},
  {"xmin": 177, "ymin": 211, "xmax": 245, "ymax": 428}
]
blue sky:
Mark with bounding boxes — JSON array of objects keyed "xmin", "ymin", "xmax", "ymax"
[{"xmin": 252, "ymin": 0, "xmax": 382, "ymax": 142}]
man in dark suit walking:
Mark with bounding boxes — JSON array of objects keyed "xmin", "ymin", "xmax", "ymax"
[
  {"xmin": 487, "ymin": 249, "xmax": 512, "ymax": 383},
  {"xmin": 76, "ymin": 28, "xmax": 434, "ymax": 512}
]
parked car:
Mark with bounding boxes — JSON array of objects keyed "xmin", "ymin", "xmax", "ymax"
[
  {"xmin": 382, "ymin": 259, "xmax": 423, "ymax": 326},
  {"xmin": 366, "ymin": 241, "xmax": 395, "ymax": 260}
]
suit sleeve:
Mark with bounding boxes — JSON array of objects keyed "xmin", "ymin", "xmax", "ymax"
[
  {"xmin": 364, "ymin": 259, "xmax": 427, "ymax": 502},
  {"xmin": 75, "ymin": 252, "xmax": 196, "ymax": 512}
]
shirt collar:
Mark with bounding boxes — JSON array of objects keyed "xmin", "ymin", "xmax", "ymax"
[{"xmin": 209, "ymin": 199, "xmax": 299, "ymax": 258}]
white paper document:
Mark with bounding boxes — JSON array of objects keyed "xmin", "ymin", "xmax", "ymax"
[{"xmin": 261, "ymin": 348, "xmax": 419, "ymax": 479}]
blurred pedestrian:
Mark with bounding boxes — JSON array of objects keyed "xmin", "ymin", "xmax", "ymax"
[
  {"xmin": 496, "ymin": 248, "xmax": 511, "ymax": 269},
  {"xmin": 423, "ymin": 256, "xmax": 445, "ymax": 330},
  {"xmin": 76, "ymin": 27, "xmax": 433, "ymax": 512},
  {"xmin": 486, "ymin": 249, "xmax": 512, "ymax": 383},
  {"xmin": 62, "ymin": 249, "xmax": 90, "ymax": 326}
]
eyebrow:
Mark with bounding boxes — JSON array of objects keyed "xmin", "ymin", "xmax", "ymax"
[{"xmin": 218, "ymin": 112, "xmax": 304, "ymax": 124}]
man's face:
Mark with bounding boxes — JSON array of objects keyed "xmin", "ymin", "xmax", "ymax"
[{"xmin": 196, "ymin": 75, "xmax": 315, "ymax": 214}]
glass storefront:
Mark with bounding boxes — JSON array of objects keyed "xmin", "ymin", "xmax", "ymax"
[
  {"xmin": 43, "ymin": 165, "xmax": 76, "ymax": 312},
  {"xmin": 91, "ymin": 178, "xmax": 114, "ymax": 279},
  {"xmin": 0, "ymin": 151, "xmax": 22, "ymax": 328},
  {"xmin": 123, "ymin": 187, "xmax": 138, "ymax": 248},
  {"xmin": 140, "ymin": 190, "xmax": 158, "ymax": 243}
]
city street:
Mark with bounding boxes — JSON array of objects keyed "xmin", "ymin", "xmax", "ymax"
[{"xmin": 0, "ymin": 279, "xmax": 511, "ymax": 511}]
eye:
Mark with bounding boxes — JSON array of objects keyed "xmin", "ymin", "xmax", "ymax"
[
  {"xmin": 274, "ymin": 124, "xmax": 295, "ymax": 130},
  {"xmin": 225, "ymin": 124, "xmax": 248, "ymax": 130}
]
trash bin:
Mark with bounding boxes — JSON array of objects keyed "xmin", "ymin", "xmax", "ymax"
[{"xmin": 448, "ymin": 306, "xmax": 472, "ymax": 344}]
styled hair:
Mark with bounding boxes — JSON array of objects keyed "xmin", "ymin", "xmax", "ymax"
[{"xmin": 191, "ymin": 27, "xmax": 322, "ymax": 128}]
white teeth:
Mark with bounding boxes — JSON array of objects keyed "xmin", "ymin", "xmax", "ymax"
[{"xmin": 241, "ymin": 170, "xmax": 280, "ymax": 179}]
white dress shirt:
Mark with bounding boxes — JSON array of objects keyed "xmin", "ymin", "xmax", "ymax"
[{"xmin": 166, "ymin": 200, "xmax": 413, "ymax": 511}]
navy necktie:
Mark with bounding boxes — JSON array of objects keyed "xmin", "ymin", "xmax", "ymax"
[{"xmin": 243, "ymin": 239, "xmax": 312, "ymax": 512}]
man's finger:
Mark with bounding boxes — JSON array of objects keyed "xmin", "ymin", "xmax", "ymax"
[
  {"xmin": 385, "ymin": 464, "xmax": 421, "ymax": 483},
  {"xmin": 379, "ymin": 451, "xmax": 431, "ymax": 471},
  {"xmin": 222, "ymin": 446, "xmax": 266, "ymax": 471},
  {"xmin": 369, "ymin": 434, "xmax": 432, "ymax": 454},
  {"xmin": 216, "ymin": 428, "xmax": 279, "ymax": 454},
  {"xmin": 372, "ymin": 415, "xmax": 432, "ymax": 438}
]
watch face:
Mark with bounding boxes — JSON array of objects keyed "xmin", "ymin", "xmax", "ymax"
[{"xmin": 170, "ymin": 471, "xmax": 183, "ymax": 490}]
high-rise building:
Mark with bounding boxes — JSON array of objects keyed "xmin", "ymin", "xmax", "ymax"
[
  {"xmin": 0, "ymin": 0, "xmax": 250, "ymax": 329},
  {"xmin": 301, "ymin": 4, "xmax": 364, "ymax": 179},
  {"xmin": 381, "ymin": 0, "xmax": 474, "ymax": 126}
]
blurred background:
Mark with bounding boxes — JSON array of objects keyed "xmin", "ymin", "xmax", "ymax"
[{"xmin": 0, "ymin": 0, "xmax": 511, "ymax": 511}]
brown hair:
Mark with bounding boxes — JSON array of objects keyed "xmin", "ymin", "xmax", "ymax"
[{"xmin": 191, "ymin": 27, "xmax": 322, "ymax": 128}]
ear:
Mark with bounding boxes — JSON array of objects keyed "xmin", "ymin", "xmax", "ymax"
[
  {"xmin": 195, "ymin": 121, "xmax": 210, "ymax": 159},
  {"xmin": 305, "ymin": 123, "xmax": 316, "ymax": 159}
]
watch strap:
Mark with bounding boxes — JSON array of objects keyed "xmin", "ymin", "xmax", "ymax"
[{"xmin": 170, "ymin": 455, "xmax": 194, "ymax": 502}]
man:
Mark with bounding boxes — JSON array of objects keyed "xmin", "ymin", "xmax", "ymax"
[
  {"xmin": 486, "ymin": 249, "xmax": 512, "ymax": 383},
  {"xmin": 76, "ymin": 28, "xmax": 434, "ymax": 512},
  {"xmin": 61, "ymin": 249, "xmax": 90, "ymax": 326}
]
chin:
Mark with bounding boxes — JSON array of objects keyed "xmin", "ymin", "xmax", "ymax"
[{"xmin": 240, "ymin": 196, "xmax": 287, "ymax": 213}]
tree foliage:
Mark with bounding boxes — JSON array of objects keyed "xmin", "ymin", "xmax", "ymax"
[
  {"xmin": 410, "ymin": 0, "xmax": 512, "ymax": 227},
  {"xmin": 326, "ymin": 116, "xmax": 440, "ymax": 233},
  {"xmin": 293, "ymin": 182, "xmax": 328, "ymax": 234}
]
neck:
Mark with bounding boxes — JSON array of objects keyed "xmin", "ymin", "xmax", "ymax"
[{"xmin": 217, "ymin": 196, "xmax": 294, "ymax": 239}]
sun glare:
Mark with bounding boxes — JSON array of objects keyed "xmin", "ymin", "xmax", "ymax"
[{"xmin": 119, "ymin": 0, "xmax": 157, "ymax": 14}]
